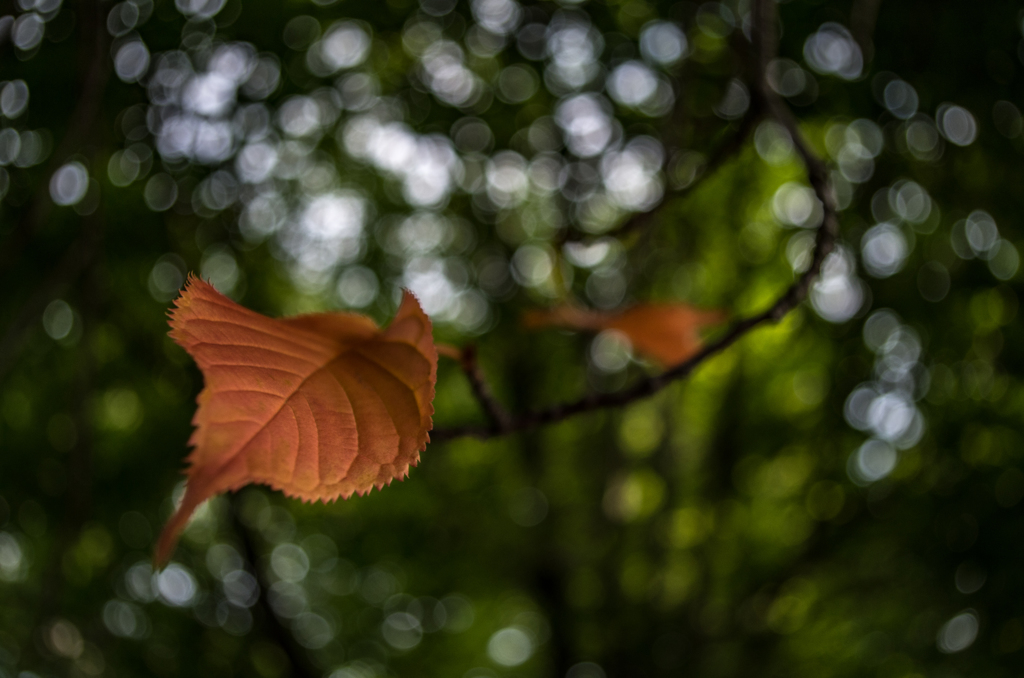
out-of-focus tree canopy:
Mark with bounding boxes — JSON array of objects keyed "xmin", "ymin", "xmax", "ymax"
[{"xmin": 2, "ymin": 0, "xmax": 1024, "ymax": 675}]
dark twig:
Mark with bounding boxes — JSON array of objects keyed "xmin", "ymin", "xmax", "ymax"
[
  {"xmin": 433, "ymin": 0, "xmax": 837, "ymax": 443},
  {"xmin": 560, "ymin": 108, "xmax": 761, "ymax": 244},
  {"xmin": 457, "ymin": 345, "xmax": 512, "ymax": 434},
  {"xmin": 229, "ymin": 497, "xmax": 318, "ymax": 678},
  {"xmin": 0, "ymin": 0, "xmax": 111, "ymax": 275}
]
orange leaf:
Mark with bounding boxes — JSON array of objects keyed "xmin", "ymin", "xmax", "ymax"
[
  {"xmin": 155, "ymin": 276, "xmax": 437, "ymax": 567},
  {"xmin": 434, "ymin": 343, "xmax": 463, "ymax": 361},
  {"xmin": 523, "ymin": 303, "xmax": 726, "ymax": 367}
]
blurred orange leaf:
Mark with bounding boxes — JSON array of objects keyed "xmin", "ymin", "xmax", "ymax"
[
  {"xmin": 434, "ymin": 343, "xmax": 463, "ymax": 361},
  {"xmin": 155, "ymin": 276, "xmax": 436, "ymax": 567},
  {"xmin": 523, "ymin": 303, "xmax": 727, "ymax": 367}
]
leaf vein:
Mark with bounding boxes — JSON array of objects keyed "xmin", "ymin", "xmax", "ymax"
[
  {"xmin": 187, "ymin": 339, "xmax": 321, "ymax": 366},
  {"xmin": 185, "ymin": 317, "xmax": 333, "ymax": 354}
]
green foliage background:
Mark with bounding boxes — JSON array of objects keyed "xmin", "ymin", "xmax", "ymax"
[{"xmin": 2, "ymin": 0, "xmax": 1024, "ymax": 676}]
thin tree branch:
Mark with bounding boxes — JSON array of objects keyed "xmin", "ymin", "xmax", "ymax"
[
  {"xmin": 457, "ymin": 344, "xmax": 512, "ymax": 434},
  {"xmin": 229, "ymin": 497, "xmax": 318, "ymax": 678},
  {"xmin": 432, "ymin": 0, "xmax": 837, "ymax": 443},
  {"xmin": 560, "ymin": 107, "xmax": 761, "ymax": 245}
]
